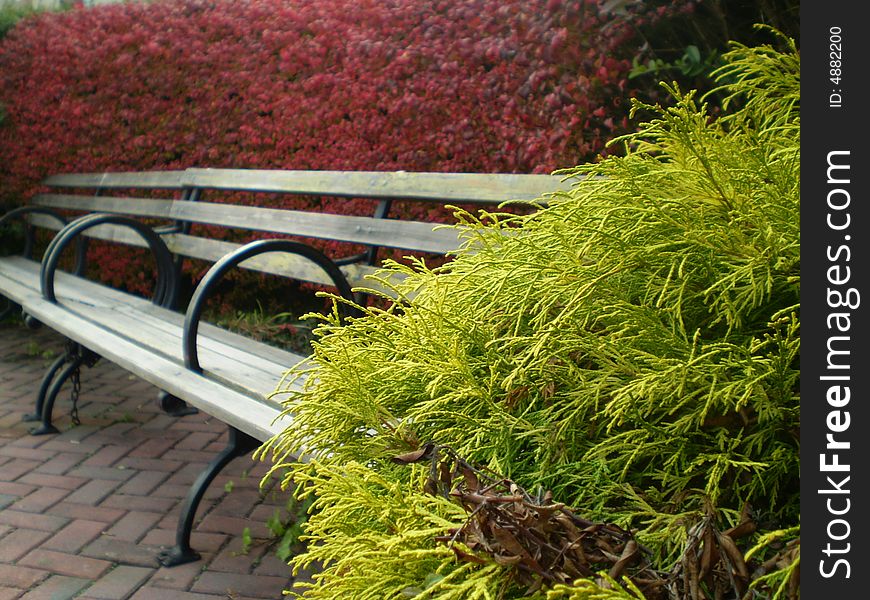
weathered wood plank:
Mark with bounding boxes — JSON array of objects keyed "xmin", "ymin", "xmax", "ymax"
[
  {"xmin": 44, "ymin": 171, "xmax": 187, "ymax": 189},
  {"xmin": 169, "ymin": 200, "xmax": 464, "ymax": 253},
  {"xmin": 0, "ymin": 257, "xmax": 303, "ymax": 382},
  {"xmin": 33, "ymin": 194, "xmax": 175, "ymax": 218},
  {"xmin": 0, "ymin": 261, "xmax": 298, "ymax": 439},
  {"xmin": 184, "ymin": 168, "xmax": 576, "ymax": 204},
  {"xmin": 26, "ymin": 213, "xmax": 393, "ymax": 290},
  {"xmin": 32, "ymin": 195, "xmax": 477, "ymax": 253}
]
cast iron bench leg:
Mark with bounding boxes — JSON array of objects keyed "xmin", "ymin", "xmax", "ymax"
[
  {"xmin": 157, "ymin": 426, "xmax": 259, "ymax": 567},
  {"xmin": 157, "ymin": 390, "xmax": 199, "ymax": 417},
  {"xmin": 22, "ymin": 353, "xmax": 67, "ymax": 426},
  {"xmin": 27, "ymin": 342, "xmax": 99, "ymax": 436}
]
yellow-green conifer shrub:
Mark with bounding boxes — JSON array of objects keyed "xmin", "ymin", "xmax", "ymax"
[{"xmin": 262, "ymin": 32, "xmax": 800, "ymax": 599}]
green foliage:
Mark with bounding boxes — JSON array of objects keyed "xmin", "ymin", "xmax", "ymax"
[
  {"xmin": 240, "ymin": 526, "xmax": 252, "ymax": 555},
  {"xmin": 630, "ymin": 44, "xmax": 719, "ymax": 80},
  {"xmin": 261, "ymin": 33, "xmax": 800, "ymax": 599},
  {"xmin": 0, "ymin": 4, "xmax": 33, "ymax": 39},
  {"xmin": 0, "ymin": 0, "xmax": 76, "ymax": 39},
  {"xmin": 208, "ymin": 300, "xmax": 316, "ymax": 354},
  {"xmin": 629, "ymin": 1, "xmax": 799, "ymax": 101}
]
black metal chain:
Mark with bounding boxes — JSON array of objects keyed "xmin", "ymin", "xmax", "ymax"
[
  {"xmin": 64, "ymin": 340, "xmax": 83, "ymax": 427},
  {"xmin": 69, "ymin": 364, "xmax": 81, "ymax": 426}
]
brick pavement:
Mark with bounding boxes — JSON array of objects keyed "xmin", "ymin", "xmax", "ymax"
[{"xmin": 0, "ymin": 323, "xmax": 312, "ymax": 599}]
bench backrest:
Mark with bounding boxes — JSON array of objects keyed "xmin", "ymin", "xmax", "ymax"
[{"xmin": 26, "ymin": 168, "xmax": 573, "ymax": 290}]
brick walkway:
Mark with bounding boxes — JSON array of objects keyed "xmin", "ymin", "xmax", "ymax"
[{"xmin": 0, "ymin": 322, "xmax": 309, "ymax": 599}]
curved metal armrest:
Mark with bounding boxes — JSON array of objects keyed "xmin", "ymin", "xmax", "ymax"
[
  {"xmin": 183, "ymin": 239, "xmax": 357, "ymax": 375},
  {"xmin": 0, "ymin": 206, "xmax": 80, "ymax": 265},
  {"xmin": 40, "ymin": 213, "xmax": 178, "ymax": 309}
]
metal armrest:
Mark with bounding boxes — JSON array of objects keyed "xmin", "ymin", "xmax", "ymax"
[
  {"xmin": 182, "ymin": 239, "xmax": 356, "ymax": 374},
  {"xmin": 40, "ymin": 213, "xmax": 177, "ymax": 308},
  {"xmin": 0, "ymin": 206, "xmax": 77, "ymax": 264}
]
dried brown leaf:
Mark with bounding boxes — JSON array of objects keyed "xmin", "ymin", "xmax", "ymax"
[{"xmin": 391, "ymin": 442, "xmax": 434, "ymax": 464}]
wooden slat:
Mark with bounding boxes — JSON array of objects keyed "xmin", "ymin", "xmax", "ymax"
[
  {"xmin": 33, "ymin": 194, "xmax": 175, "ymax": 218},
  {"xmin": 43, "ymin": 171, "xmax": 187, "ymax": 189},
  {"xmin": 32, "ymin": 195, "xmax": 467, "ymax": 253},
  {"xmin": 0, "ymin": 282, "xmax": 289, "ymax": 441},
  {"xmin": 0, "ymin": 257, "xmax": 304, "ymax": 379},
  {"xmin": 26, "ymin": 213, "xmax": 391, "ymax": 290},
  {"xmin": 184, "ymin": 168, "xmax": 575, "ymax": 204},
  {"xmin": 170, "ymin": 200, "xmax": 463, "ymax": 252},
  {"xmin": 0, "ymin": 257, "xmax": 304, "ymax": 406}
]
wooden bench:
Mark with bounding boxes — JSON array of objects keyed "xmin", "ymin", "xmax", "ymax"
[{"xmin": 0, "ymin": 167, "xmax": 571, "ymax": 566}]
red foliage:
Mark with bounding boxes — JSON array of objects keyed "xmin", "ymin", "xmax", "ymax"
[{"xmin": 0, "ymin": 0, "xmax": 685, "ymax": 294}]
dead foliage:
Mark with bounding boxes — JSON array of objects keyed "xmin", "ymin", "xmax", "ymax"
[{"xmin": 393, "ymin": 444, "xmax": 799, "ymax": 599}]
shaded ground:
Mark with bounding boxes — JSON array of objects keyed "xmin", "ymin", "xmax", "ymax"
[{"xmin": 0, "ymin": 322, "xmax": 312, "ymax": 599}]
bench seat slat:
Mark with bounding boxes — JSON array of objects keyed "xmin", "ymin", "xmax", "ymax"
[
  {"xmin": 0, "ymin": 266, "xmax": 288, "ymax": 441},
  {"xmin": 0, "ymin": 257, "xmax": 304, "ymax": 406}
]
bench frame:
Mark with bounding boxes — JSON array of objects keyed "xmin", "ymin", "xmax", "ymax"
[{"xmin": 0, "ymin": 167, "xmax": 571, "ymax": 566}]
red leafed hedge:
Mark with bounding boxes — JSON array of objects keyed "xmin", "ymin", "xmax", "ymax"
[
  {"xmin": 0, "ymin": 0, "xmax": 688, "ymax": 296},
  {"xmin": 0, "ymin": 0, "xmax": 692, "ymax": 193}
]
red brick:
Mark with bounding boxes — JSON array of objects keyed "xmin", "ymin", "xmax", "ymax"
[
  {"xmin": 49, "ymin": 502, "xmax": 126, "ymax": 523},
  {"xmin": 32, "ymin": 452, "xmax": 84, "ymax": 475},
  {"xmin": 80, "ymin": 537, "xmax": 163, "ymax": 568},
  {"xmin": 0, "ymin": 446, "xmax": 55, "ymax": 461},
  {"xmin": 55, "ymin": 425, "xmax": 101, "ymax": 444},
  {"xmin": 197, "ymin": 514, "xmax": 271, "ymax": 539},
  {"xmin": 19, "ymin": 548, "xmax": 112, "ymax": 579},
  {"xmin": 161, "ymin": 449, "xmax": 222, "ymax": 464},
  {"xmin": 5, "ymin": 435, "xmax": 51, "ymax": 450},
  {"xmin": 104, "ymin": 511, "xmax": 162, "ymax": 542},
  {"xmin": 18, "ymin": 472, "xmax": 90, "ymax": 490},
  {"xmin": 81, "ymin": 444, "xmax": 131, "ymax": 468},
  {"xmin": 129, "ymin": 588, "xmax": 224, "ymax": 600},
  {"xmin": 18, "ymin": 575, "xmax": 90, "ymax": 600},
  {"xmin": 174, "ymin": 432, "xmax": 219, "ymax": 452},
  {"xmin": 253, "ymin": 553, "xmax": 293, "ymax": 578},
  {"xmin": 150, "ymin": 483, "xmax": 190, "ymax": 500},
  {"xmin": 0, "ymin": 528, "xmax": 52, "ymax": 562},
  {"xmin": 12, "ymin": 485, "xmax": 70, "ymax": 513},
  {"xmin": 213, "ymin": 489, "xmax": 263, "ymax": 518},
  {"xmin": 208, "ymin": 537, "xmax": 269, "ymax": 575},
  {"xmin": 191, "ymin": 571, "xmax": 289, "ymax": 598},
  {"xmin": 164, "ymin": 463, "xmax": 209, "ymax": 487},
  {"xmin": 66, "ymin": 465, "xmax": 136, "ymax": 482},
  {"xmin": 147, "ymin": 560, "xmax": 207, "ymax": 591},
  {"xmin": 100, "ymin": 494, "xmax": 177, "ymax": 513},
  {"xmin": 0, "ymin": 509, "xmax": 69, "ymax": 532},
  {"xmin": 0, "ymin": 564, "xmax": 49, "ymax": 589},
  {"xmin": 117, "ymin": 470, "xmax": 169, "ymax": 496},
  {"xmin": 137, "ymin": 527, "xmax": 175, "ymax": 547},
  {"xmin": 0, "ymin": 458, "xmax": 41, "ymax": 481},
  {"xmin": 78, "ymin": 565, "xmax": 152, "ymax": 599},
  {"xmin": 116, "ymin": 457, "xmax": 183, "ymax": 472},
  {"xmin": 169, "ymin": 420, "xmax": 224, "ymax": 433},
  {"xmin": 43, "ymin": 519, "xmax": 107, "ymax": 553},
  {"xmin": 127, "ymin": 438, "xmax": 179, "ymax": 460},
  {"xmin": 140, "ymin": 530, "xmax": 226, "ymax": 554},
  {"xmin": 254, "ymin": 548, "xmax": 293, "ymax": 579},
  {"xmin": 65, "ymin": 479, "xmax": 122, "ymax": 505},
  {"xmin": 140, "ymin": 415, "xmax": 184, "ymax": 432},
  {"xmin": 38, "ymin": 439, "xmax": 96, "ymax": 455},
  {"xmin": 248, "ymin": 503, "xmax": 289, "ymax": 527},
  {"xmin": 0, "ymin": 480, "xmax": 37, "ymax": 497},
  {"xmin": 0, "ymin": 586, "xmax": 25, "ymax": 600}
]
